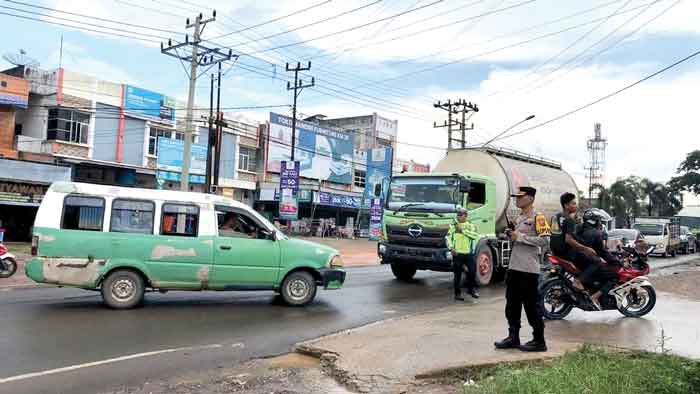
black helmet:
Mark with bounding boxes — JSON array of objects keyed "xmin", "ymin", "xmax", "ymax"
[{"xmin": 582, "ymin": 208, "xmax": 611, "ymax": 227}]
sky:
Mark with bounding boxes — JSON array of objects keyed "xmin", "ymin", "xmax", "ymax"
[{"xmin": 1, "ymin": 0, "xmax": 699, "ymax": 203}]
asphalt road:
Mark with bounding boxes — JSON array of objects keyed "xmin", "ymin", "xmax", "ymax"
[{"xmin": 0, "ymin": 266, "xmax": 499, "ymax": 394}]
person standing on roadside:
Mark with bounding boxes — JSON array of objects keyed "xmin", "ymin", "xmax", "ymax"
[
  {"xmin": 446, "ymin": 207, "xmax": 480, "ymax": 301},
  {"xmin": 494, "ymin": 186, "xmax": 550, "ymax": 352}
]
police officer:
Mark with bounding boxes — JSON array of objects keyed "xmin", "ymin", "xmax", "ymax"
[
  {"xmin": 576, "ymin": 208, "xmax": 621, "ymax": 310},
  {"xmin": 446, "ymin": 207, "xmax": 479, "ymax": 301},
  {"xmin": 494, "ymin": 186, "xmax": 550, "ymax": 352}
]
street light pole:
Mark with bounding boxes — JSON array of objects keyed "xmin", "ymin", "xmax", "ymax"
[{"xmin": 480, "ymin": 115, "xmax": 536, "ymax": 148}]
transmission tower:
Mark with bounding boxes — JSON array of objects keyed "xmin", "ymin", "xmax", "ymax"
[{"xmin": 585, "ymin": 122, "xmax": 607, "ymax": 199}]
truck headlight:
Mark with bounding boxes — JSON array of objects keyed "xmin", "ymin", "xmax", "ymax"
[
  {"xmin": 329, "ymin": 255, "xmax": 344, "ymax": 268},
  {"xmin": 378, "ymin": 244, "xmax": 386, "ymax": 255},
  {"xmin": 659, "ymin": 243, "xmax": 665, "ymax": 249},
  {"xmin": 446, "ymin": 251, "xmax": 453, "ymax": 260}
]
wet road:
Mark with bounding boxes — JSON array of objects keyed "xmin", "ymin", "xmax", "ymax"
[
  {"xmin": 0, "ymin": 266, "xmax": 496, "ymax": 394},
  {"xmin": 1, "ymin": 257, "xmax": 698, "ymax": 394}
]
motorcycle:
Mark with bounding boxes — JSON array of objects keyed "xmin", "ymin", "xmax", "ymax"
[
  {"xmin": 0, "ymin": 242, "xmax": 18, "ymax": 278},
  {"xmin": 539, "ymin": 243, "xmax": 656, "ymax": 319}
]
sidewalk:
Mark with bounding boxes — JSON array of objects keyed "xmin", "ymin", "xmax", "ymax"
[
  {"xmin": 0, "ymin": 243, "xmax": 40, "ymax": 290},
  {"xmin": 297, "ymin": 290, "xmax": 700, "ymax": 393}
]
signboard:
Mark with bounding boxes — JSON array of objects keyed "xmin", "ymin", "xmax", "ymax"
[
  {"xmin": 314, "ymin": 192, "xmax": 361, "ymax": 209},
  {"xmin": 0, "ymin": 181, "xmax": 48, "ymax": 206},
  {"xmin": 369, "ymin": 198, "xmax": 383, "ymax": 241},
  {"xmin": 364, "ymin": 147, "xmax": 392, "ymax": 201},
  {"xmin": 124, "ymin": 85, "xmax": 176, "ymax": 123},
  {"xmin": 279, "ymin": 161, "xmax": 300, "ymax": 193},
  {"xmin": 279, "ymin": 188, "xmax": 299, "ymax": 220},
  {"xmin": 156, "ymin": 138, "xmax": 207, "ymax": 184},
  {"xmin": 268, "ymin": 113, "xmax": 354, "ymax": 184}
]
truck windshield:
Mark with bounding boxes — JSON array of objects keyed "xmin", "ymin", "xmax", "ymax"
[
  {"xmin": 633, "ymin": 224, "xmax": 663, "ymax": 236},
  {"xmin": 387, "ymin": 177, "xmax": 460, "ymax": 211}
]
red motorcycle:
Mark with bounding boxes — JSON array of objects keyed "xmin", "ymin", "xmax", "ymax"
[
  {"xmin": 539, "ymin": 244, "xmax": 656, "ymax": 319},
  {"xmin": 0, "ymin": 242, "xmax": 18, "ymax": 278}
]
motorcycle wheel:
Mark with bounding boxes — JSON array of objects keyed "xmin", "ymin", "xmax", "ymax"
[
  {"xmin": 617, "ymin": 285, "xmax": 656, "ymax": 318},
  {"xmin": 0, "ymin": 257, "xmax": 18, "ymax": 278},
  {"xmin": 540, "ymin": 278, "xmax": 574, "ymax": 320}
]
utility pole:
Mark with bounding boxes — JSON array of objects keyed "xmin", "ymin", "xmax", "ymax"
[
  {"xmin": 434, "ymin": 99, "xmax": 477, "ymax": 150},
  {"xmin": 205, "ymin": 72, "xmax": 214, "ymax": 191},
  {"xmin": 161, "ymin": 11, "xmax": 236, "ymax": 191},
  {"xmin": 213, "ymin": 62, "xmax": 223, "ymax": 189},
  {"xmin": 286, "ymin": 62, "xmax": 315, "ymax": 161}
]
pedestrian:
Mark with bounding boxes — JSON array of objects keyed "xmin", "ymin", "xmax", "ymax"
[
  {"xmin": 494, "ymin": 186, "xmax": 551, "ymax": 352},
  {"xmin": 446, "ymin": 207, "xmax": 480, "ymax": 301}
]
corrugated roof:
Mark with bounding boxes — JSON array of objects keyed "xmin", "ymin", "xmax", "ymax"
[{"xmin": 677, "ymin": 205, "xmax": 700, "ymax": 217}]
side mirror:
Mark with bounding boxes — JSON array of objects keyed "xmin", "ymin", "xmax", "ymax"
[
  {"xmin": 459, "ymin": 178, "xmax": 471, "ymax": 193},
  {"xmin": 266, "ymin": 230, "xmax": 277, "ymax": 241},
  {"xmin": 374, "ymin": 183, "xmax": 382, "ymax": 197}
]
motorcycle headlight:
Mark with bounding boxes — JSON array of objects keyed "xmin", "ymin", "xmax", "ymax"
[{"xmin": 329, "ymin": 255, "xmax": 344, "ymax": 268}]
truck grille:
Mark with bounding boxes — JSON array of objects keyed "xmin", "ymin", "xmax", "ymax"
[{"xmin": 386, "ymin": 225, "xmax": 448, "ymax": 248}]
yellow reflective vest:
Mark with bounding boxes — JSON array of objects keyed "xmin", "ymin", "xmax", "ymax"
[{"xmin": 446, "ymin": 221, "xmax": 479, "ymax": 255}]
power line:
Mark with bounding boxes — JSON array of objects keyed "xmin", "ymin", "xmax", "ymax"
[
  {"xmin": 492, "ymin": 47, "xmax": 700, "ymax": 143},
  {"xmin": 244, "ymin": 0, "xmax": 446, "ymax": 55},
  {"xmin": 2, "ymin": 0, "xmax": 182, "ymax": 34}
]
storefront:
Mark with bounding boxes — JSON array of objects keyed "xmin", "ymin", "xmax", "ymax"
[{"xmin": 0, "ymin": 158, "xmax": 72, "ymax": 241}]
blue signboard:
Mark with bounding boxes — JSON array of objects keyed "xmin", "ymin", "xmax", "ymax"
[
  {"xmin": 369, "ymin": 198, "xmax": 383, "ymax": 241},
  {"xmin": 279, "ymin": 161, "xmax": 300, "ymax": 193},
  {"xmin": 315, "ymin": 192, "xmax": 361, "ymax": 209},
  {"xmin": 124, "ymin": 85, "xmax": 175, "ymax": 122},
  {"xmin": 156, "ymin": 138, "xmax": 207, "ymax": 184},
  {"xmin": 364, "ymin": 147, "xmax": 392, "ymax": 201},
  {"xmin": 268, "ymin": 113, "xmax": 354, "ymax": 184}
]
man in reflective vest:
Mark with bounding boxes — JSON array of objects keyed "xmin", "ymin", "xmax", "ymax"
[{"xmin": 446, "ymin": 207, "xmax": 480, "ymax": 301}]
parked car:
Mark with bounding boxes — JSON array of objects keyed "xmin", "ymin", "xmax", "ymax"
[
  {"xmin": 680, "ymin": 226, "xmax": 697, "ymax": 254},
  {"xmin": 25, "ymin": 182, "xmax": 346, "ymax": 309},
  {"xmin": 606, "ymin": 228, "xmax": 644, "ymax": 251}
]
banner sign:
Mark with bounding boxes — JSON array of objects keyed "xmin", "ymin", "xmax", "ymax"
[
  {"xmin": 124, "ymin": 85, "xmax": 176, "ymax": 123},
  {"xmin": 279, "ymin": 188, "xmax": 299, "ymax": 220},
  {"xmin": 279, "ymin": 161, "xmax": 300, "ymax": 193},
  {"xmin": 314, "ymin": 192, "xmax": 361, "ymax": 209},
  {"xmin": 364, "ymin": 147, "xmax": 392, "ymax": 201},
  {"xmin": 369, "ymin": 198, "xmax": 383, "ymax": 241},
  {"xmin": 156, "ymin": 138, "xmax": 207, "ymax": 184},
  {"xmin": 268, "ymin": 113, "xmax": 354, "ymax": 184},
  {"xmin": 0, "ymin": 181, "xmax": 48, "ymax": 206}
]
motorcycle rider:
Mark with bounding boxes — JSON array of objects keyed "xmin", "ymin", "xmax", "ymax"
[
  {"xmin": 576, "ymin": 208, "xmax": 621, "ymax": 310},
  {"xmin": 446, "ymin": 207, "xmax": 480, "ymax": 301},
  {"xmin": 549, "ymin": 193, "xmax": 601, "ymax": 291}
]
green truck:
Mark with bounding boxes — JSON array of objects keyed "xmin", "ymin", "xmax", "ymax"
[{"xmin": 377, "ymin": 147, "xmax": 578, "ymax": 285}]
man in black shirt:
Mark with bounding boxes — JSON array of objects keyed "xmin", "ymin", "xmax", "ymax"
[{"xmin": 550, "ymin": 193, "xmax": 601, "ymax": 290}]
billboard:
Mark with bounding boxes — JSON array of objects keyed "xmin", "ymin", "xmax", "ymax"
[
  {"xmin": 124, "ymin": 85, "xmax": 176, "ymax": 123},
  {"xmin": 156, "ymin": 138, "xmax": 206, "ymax": 184},
  {"xmin": 364, "ymin": 147, "xmax": 392, "ymax": 201},
  {"xmin": 268, "ymin": 113, "xmax": 354, "ymax": 184}
]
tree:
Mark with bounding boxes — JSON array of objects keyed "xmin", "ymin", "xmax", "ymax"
[
  {"xmin": 608, "ymin": 177, "xmax": 643, "ymax": 227},
  {"xmin": 590, "ymin": 183, "xmax": 610, "ymax": 211},
  {"xmin": 669, "ymin": 150, "xmax": 700, "ymax": 196},
  {"xmin": 640, "ymin": 178, "xmax": 682, "ymax": 217}
]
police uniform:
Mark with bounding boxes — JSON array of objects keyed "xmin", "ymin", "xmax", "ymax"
[
  {"xmin": 446, "ymin": 216, "xmax": 479, "ymax": 299},
  {"xmin": 495, "ymin": 186, "xmax": 550, "ymax": 352}
]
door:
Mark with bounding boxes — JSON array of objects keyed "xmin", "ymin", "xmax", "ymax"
[{"xmin": 211, "ymin": 207, "xmax": 280, "ymax": 290}]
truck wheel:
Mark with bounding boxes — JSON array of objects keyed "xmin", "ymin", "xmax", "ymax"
[
  {"xmin": 281, "ymin": 271, "xmax": 317, "ymax": 306},
  {"xmin": 101, "ymin": 270, "xmax": 145, "ymax": 309},
  {"xmin": 391, "ymin": 262, "xmax": 416, "ymax": 281},
  {"xmin": 475, "ymin": 244, "xmax": 494, "ymax": 286},
  {"xmin": 670, "ymin": 249, "xmax": 677, "ymax": 258}
]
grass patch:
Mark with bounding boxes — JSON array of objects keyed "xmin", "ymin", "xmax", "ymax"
[{"xmin": 462, "ymin": 345, "xmax": 700, "ymax": 394}]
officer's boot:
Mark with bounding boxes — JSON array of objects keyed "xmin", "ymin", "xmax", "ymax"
[
  {"xmin": 520, "ymin": 330, "xmax": 547, "ymax": 352},
  {"xmin": 494, "ymin": 328, "xmax": 520, "ymax": 349}
]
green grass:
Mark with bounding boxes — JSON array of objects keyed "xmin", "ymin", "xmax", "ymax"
[{"xmin": 462, "ymin": 346, "xmax": 700, "ymax": 394}]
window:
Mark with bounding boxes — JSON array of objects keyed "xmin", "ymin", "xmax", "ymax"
[
  {"xmin": 47, "ymin": 108, "xmax": 90, "ymax": 144},
  {"xmin": 62, "ymin": 196, "xmax": 105, "ymax": 231},
  {"xmin": 110, "ymin": 199, "xmax": 155, "ymax": 234},
  {"xmin": 354, "ymin": 170, "xmax": 366, "ymax": 188},
  {"xmin": 161, "ymin": 203, "xmax": 199, "ymax": 237},
  {"xmin": 148, "ymin": 127, "xmax": 184, "ymax": 156},
  {"xmin": 238, "ymin": 146, "xmax": 257, "ymax": 172},
  {"xmin": 467, "ymin": 182, "xmax": 486, "ymax": 209},
  {"xmin": 216, "ymin": 206, "xmax": 270, "ymax": 240}
]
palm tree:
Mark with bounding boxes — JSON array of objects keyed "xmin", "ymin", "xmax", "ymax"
[{"xmin": 608, "ymin": 177, "xmax": 642, "ymax": 227}]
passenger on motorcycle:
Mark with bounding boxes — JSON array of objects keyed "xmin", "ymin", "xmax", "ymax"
[
  {"xmin": 549, "ymin": 193, "xmax": 600, "ymax": 291},
  {"xmin": 576, "ymin": 208, "xmax": 622, "ymax": 310}
]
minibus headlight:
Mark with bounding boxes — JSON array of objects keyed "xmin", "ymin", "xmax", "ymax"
[{"xmin": 329, "ymin": 255, "xmax": 344, "ymax": 268}]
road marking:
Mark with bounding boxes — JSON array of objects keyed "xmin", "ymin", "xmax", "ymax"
[{"xmin": 0, "ymin": 344, "xmax": 224, "ymax": 384}]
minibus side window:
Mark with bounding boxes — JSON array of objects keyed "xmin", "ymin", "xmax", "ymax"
[
  {"xmin": 161, "ymin": 203, "xmax": 199, "ymax": 237},
  {"xmin": 110, "ymin": 199, "xmax": 155, "ymax": 234},
  {"xmin": 62, "ymin": 196, "xmax": 105, "ymax": 231}
]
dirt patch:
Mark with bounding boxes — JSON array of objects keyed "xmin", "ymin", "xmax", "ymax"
[{"xmin": 654, "ymin": 269, "xmax": 700, "ymax": 300}]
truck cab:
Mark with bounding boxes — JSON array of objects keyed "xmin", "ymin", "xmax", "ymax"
[
  {"xmin": 378, "ymin": 173, "xmax": 501, "ymax": 284},
  {"xmin": 633, "ymin": 217, "xmax": 681, "ymax": 257}
]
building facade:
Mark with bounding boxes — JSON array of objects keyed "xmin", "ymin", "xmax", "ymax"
[{"xmin": 0, "ymin": 66, "xmax": 260, "ymax": 240}]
